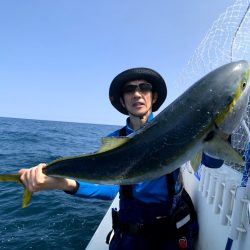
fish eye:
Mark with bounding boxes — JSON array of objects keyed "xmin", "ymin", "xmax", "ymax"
[{"xmin": 242, "ymin": 81, "xmax": 247, "ymax": 89}]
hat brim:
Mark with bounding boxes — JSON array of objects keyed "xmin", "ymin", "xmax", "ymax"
[{"xmin": 109, "ymin": 67, "xmax": 167, "ymax": 115}]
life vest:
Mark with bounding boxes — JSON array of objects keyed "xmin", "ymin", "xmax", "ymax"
[
  {"xmin": 118, "ymin": 126, "xmax": 179, "ymax": 223},
  {"xmin": 106, "ymin": 127, "xmax": 198, "ymax": 247}
]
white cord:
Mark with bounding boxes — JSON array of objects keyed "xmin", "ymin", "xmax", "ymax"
[{"xmin": 242, "ymin": 119, "xmax": 250, "ymax": 141}]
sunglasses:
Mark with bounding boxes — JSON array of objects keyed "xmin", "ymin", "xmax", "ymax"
[{"xmin": 122, "ymin": 83, "xmax": 153, "ymax": 94}]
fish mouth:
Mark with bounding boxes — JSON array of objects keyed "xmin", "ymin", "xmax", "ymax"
[{"xmin": 215, "ymin": 66, "xmax": 250, "ymax": 133}]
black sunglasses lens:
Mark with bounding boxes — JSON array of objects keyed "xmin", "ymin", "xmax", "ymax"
[
  {"xmin": 123, "ymin": 85, "xmax": 137, "ymax": 93},
  {"xmin": 123, "ymin": 83, "xmax": 152, "ymax": 93},
  {"xmin": 139, "ymin": 83, "xmax": 152, "ymax": 92}
]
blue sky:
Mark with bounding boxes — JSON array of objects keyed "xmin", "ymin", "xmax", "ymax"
[{"xmin": 0, "ymin": 0, "xmax": 234, "ymax": 125}]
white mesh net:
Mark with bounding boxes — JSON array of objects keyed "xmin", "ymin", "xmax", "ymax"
[{"xmin": 175, "ymin": 0, "xmax": 250, "ymax": 171}]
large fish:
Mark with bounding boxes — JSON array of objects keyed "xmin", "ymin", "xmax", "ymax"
[{"xmin": 1, "ymin": 60, "xmax": 250, "ymax": 207}]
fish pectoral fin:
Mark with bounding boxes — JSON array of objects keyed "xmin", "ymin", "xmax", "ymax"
[
  {"xmin": 98, "ymin": 136, "xmax": 130, "ymax": 153},
  {"xmin": 22, "ymin": 188, "xmax": 33, "ymax": 208},
  {"xmin": 190, "ymin": 152, "xmax": 203, "ymax": 171},
  {"xmin": 203, "ymin": 134, "xmax": 244, "ymax": 166}
]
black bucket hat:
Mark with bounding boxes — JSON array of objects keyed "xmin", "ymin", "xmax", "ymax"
[{"xmin": 109, "ymin": 67, "xmax": 167, "ymax": 115}]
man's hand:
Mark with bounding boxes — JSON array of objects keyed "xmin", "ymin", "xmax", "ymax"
[{"xmin": 19, "ymin": 163, "xmax": 78, "ymax": 193}]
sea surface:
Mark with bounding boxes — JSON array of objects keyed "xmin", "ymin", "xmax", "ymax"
[{"xmin": 0, "ymin": 117, "xmax": 120, "ymax": 249}]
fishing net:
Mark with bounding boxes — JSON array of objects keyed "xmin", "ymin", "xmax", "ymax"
[{"xmin": 175, "ymin": 0, "xmax": 250, "ymax": 172}]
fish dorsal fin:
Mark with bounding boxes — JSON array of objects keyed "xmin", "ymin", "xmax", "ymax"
[
  {"xmin": 190, "ymin": 152, "xmax": 203, "ymax": 172},
  {"xmin": 97, "ymin": 136, "xmax": 130, "ymax": 153}
]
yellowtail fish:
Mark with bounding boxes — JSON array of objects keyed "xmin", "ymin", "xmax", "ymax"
[{"xmin": 1, "ymin": 60, "xmax": 250, "ymax": 207}]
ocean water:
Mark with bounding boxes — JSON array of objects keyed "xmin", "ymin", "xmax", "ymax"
[{"xmin": 0, "ymin": 117, "xmax": 120, "ymax": 249}]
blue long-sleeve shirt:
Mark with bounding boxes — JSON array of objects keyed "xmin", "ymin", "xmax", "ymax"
[{"xmin": 70, "ymin": 113, "xmax": 224, "ymax": 203}]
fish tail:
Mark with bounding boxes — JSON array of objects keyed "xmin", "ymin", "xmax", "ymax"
[
  {"xmin": 22, "ymin": 188, "xmax": 33, "ymax": 208},
  {"xmin": 0, "ymin": 173, "xmax": 33, "ymax": 208},
  {"xmin": 0, "ymin": 173, "xmax": 20, "ymax": 182}
]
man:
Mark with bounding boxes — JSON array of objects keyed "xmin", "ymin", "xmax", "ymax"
[{"xmin": 19, "ymin": 67, "xmax": 224, "ymax": 249}]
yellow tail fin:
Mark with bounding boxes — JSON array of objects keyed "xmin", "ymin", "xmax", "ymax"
[
  {"xmin": 0, "ymin": 173, "xmax": 33, "ymax": 208},
  {"xmin": 22, "ymin": 188, "xmax": 33, "ymax": 208},
  {"xmin": 0, "ymin": 173, "xmax": 20, "ymax": 182},
  {"xmin": 190, "ymin": 152, "xmax": 203, "ymax": 172}
]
